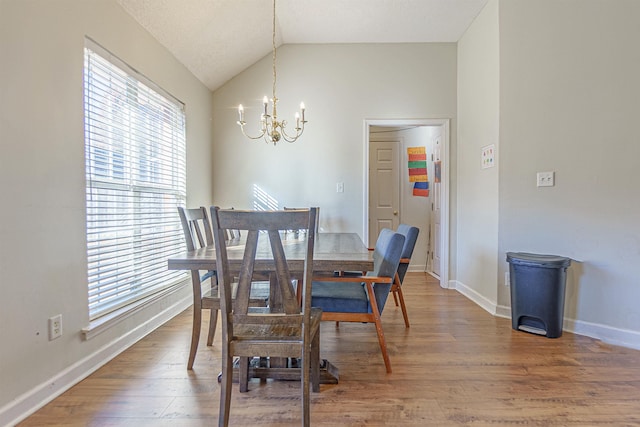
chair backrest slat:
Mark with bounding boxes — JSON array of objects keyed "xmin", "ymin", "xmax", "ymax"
[{"xmin": 268, "ymin": 230, "xmax": 299, "ymax": 314}]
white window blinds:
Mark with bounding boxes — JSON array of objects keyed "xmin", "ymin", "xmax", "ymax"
[{"xmin": 84, "ymin": 39, "xmax": 187, "ymax": 320}]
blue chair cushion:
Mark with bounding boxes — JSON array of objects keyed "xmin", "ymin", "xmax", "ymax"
[{"xmin": 312, "ymin": 281, "xmax": 369, "ymax": 313}]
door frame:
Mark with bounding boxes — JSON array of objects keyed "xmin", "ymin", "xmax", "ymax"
[{"xmin": 363, "ymin": 118, "xmax": 450, "ymax": 289}]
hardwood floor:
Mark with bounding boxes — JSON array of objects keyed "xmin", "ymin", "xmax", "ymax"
[{"xmin": 20, "ymin": 273, "xmax": 640, "ymax": 426}]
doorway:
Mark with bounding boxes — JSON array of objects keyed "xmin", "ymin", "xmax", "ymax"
[{"xmin": 363, "ymin": 119, "xmax": 450, "ymax": 289}]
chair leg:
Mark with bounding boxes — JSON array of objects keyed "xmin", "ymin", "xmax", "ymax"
[
  {"xmin": 373, "ymin": 315, "xmax": 392, "ymax": 373},
  {"xmin": 392, "ymin": 289, "xmax": 399, "ymax": 306},
  {"xmin": 187, "ymin": 306, "xmax": 202, "ymax": 370},
  {"xmin": 395, "ymin": 286, "xmax": 410, "ymax": 328},
  {"xmin": 365, "ymin": 283, "xmax": 392, "ymax": 373},
  {"xmin": 207, "ymin": 308, "xmax": 218, "ymax": 346},
  {"xmin": 219, "ymin": 348, "xmax": 233, "ymax": 427},
  {"xmin": 310, "ymin": 330, "xmax": 320, "ymax": 393},
  {"xmin": 239, "ymin": 357, "xmax": 250, "ymax": 393},
  {"xmin": 296, "ymin": 279, "xmax": 303, "ymax": 306},
  {"xmin": 302, "ymin": 343, "xmax": 311, "ymax": 427},
  {"xmin": 392, "ymin": 273, "xmax": 401, "ymax": 307}
]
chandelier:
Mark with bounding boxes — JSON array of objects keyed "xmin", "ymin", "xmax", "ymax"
[{"xmin": 236, "ymin": 0, "xmax": 307, "ymax": 145}]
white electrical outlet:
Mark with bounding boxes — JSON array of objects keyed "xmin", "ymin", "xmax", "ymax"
[
  {"xmin": 49, "ymin": 314, "xmax": 63, "ymax": 340},
  {"xmin": 536, "ymin": 171, "xmax": 555, "ymax": 187}
]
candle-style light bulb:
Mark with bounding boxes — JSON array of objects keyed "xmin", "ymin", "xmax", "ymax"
[
  {"xmin": 238, "ymin": 104, "xmax": 244, "ymax": 122},
  {"xmin": 295, "ymin": 112, "xmax": 300, "ymax": 128},
  {"xmin": 263, "ymin": 96, "xmax": 269, "ymax": 116},
  {"xmin": 300, "ymin": 102, "xmax": 306, "ymax": 122}
]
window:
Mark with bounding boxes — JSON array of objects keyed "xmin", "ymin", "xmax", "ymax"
[{"xmin": 84, "ymin": 38, "xmax": 187, "ymax": 321}]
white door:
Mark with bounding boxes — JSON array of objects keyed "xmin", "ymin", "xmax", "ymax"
[
  {"xmin": 369, "ymin": 141, "xmax": 400, "ymax": 248},
  {"xmin": 428, "ymin": 132, "xmax": 442, "ymax": 278}
]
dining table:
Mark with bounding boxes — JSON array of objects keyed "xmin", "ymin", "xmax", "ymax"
[
  {"xmin": 168, "ymin": 231, "xmax": 373, "ymax": 274},
  {"xmin": 167, "ymin": 231, "xmax": 374, "ymax": 384}
]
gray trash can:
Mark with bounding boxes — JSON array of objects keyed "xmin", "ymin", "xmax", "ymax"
[{"xmin": 506, "ymin": 252, "xmax": 571, "ymax": 338}]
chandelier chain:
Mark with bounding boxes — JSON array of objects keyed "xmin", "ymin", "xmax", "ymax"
[
  {"xmin": 236, "ymin": 0, "xmax": 307, "ymax": 145},
  {"xmin": 272, "ymin": 0, "xmax": 277, "ymax": 119}
]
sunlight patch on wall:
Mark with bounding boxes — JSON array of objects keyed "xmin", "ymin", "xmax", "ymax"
[{"xmin": 253, "ymin": 184, "xmax": 279, "ymax": 211}]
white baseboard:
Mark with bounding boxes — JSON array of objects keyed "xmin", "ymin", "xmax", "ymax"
[
  {"xmin": 408, "ymin": 264, "xmax": 426, "ymax": 273},
  {"xmin": 564, "ymin": 318, "xmax": 640, "ymax": 351},
  {"xmin": 452, "ymin": 280, "xmax": 640, "ymax": 351},
  {"xmin": 450, "ymin": 280, "xmax": 498, "ymax": 315},
  {"xmin": 0, "ymin": 294, "xmax": 192, "ymax": 427},
  {"xmin": 495, "ymin": 304, "xmax": 511, "ymax": 319}
]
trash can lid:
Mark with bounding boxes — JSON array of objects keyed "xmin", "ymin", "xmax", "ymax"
[{"xmin": 506, "ymin": 252, "xmax": 571, "ymax": 268}]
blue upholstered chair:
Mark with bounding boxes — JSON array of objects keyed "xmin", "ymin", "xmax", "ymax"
[
  {"xmin": 391, "ymin": 224, "xmax": 420, "ymax": 328},
  {"xmin": 311, "ymin": 228, "xmax": 405, "ymax": 373}
]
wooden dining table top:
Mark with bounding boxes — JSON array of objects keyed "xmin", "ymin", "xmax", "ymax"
[{"xmin": 167, "ymin": 232, "xmax": 374, "ymax": 273}]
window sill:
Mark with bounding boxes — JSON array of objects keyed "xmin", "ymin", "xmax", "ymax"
[{"xmin": 82, "ymin": 281, "xmax": 188, "ymax": 340}]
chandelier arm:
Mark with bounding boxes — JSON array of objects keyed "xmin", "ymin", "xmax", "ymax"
[
  {"xmin": 238, "ymin": 122, "xmax": 268, "ymax": 140},
  {"xmin": 280, "ymin": 123, "xmax": 305, "ymax": 143}
]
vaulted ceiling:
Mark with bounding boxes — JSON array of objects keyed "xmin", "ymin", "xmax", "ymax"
[{"xmin": 117, "ymin": 0, "xmax": 488, "ymax": 91}]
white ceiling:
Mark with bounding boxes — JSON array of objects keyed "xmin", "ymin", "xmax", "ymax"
[{"xmin": 117, "ymin": 0, "xmax": 488, "ymax": 91}]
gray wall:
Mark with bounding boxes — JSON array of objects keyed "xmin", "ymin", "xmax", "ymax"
[
  {"xmin": 497, "ymin": 0, "xmax": 640, "ymax": 345},
  {"xmin": 0, "ymin": 0, "xmax": 213, "ymax": 422},
  {"xmin": 211, "ymin": 43, "xmax": 458, "ymax": 242},
  {"xmin": 456, "ymin": 0, "xmax": 500, "ymax": 306},
  {"xmin": 455, "ymin": 0, "xmax": 640, "ymax": 347}
]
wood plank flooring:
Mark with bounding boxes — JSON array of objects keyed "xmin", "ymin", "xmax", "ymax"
[{"xmin": 19, "ymin": 273, "xmax": 640, "ymax": 426}]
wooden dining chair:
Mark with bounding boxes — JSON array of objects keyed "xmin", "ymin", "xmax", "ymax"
[
  {"xmin": 177, "ymin": 206, "xmax": 268, "ymax": 370},
  {"xmin": 391, "ymin": 224, "xmax": 420, "ymax": 328},
  {"xmin": 211, "ymin": 207, "xmax": 321, "ymax": 427},
  {"xmin": 311, "ymin": 228, "xmax": 405, "ymax": 373}
]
